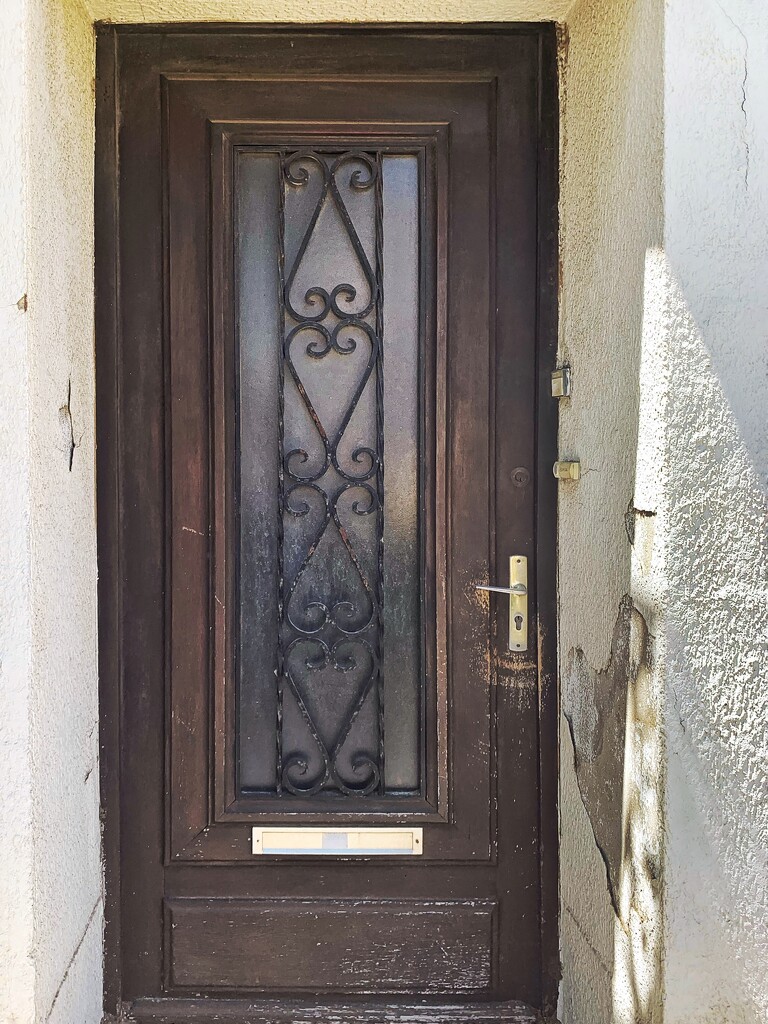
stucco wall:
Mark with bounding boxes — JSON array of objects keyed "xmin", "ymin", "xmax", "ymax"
[
  {"xmin": 662, "ymin": 2, "xmax": 768, "ymax": 1021},
  {"xmin": 25, "ymin": 0, "xmax": 100, "ymax": 1018},
  {"xmin": 0, "ymin": 2, "xmax": 36, "ymax": 1021},
  {"xmin": 557, "ymin": 1, "xmax": 665, "ymax": 1022},
  {"xmin": 83, "ymin": 0, "xmax": 571, "ymax": 22},
  {"xmin": 0, "ymin": 0, "xmax": 99, "ymax": 1022},
  {"xmin": 560, "ymin": 2, "xmax": 768, "ymax": 1023}
]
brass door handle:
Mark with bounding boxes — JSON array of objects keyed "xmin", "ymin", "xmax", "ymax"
[{"xmin": 475, "ymin": 556, "xmax": 528, "ymax": 652}]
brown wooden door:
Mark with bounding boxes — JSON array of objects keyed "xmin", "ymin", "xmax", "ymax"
[{"xmin": 96, "ymin": 26, "xmax": 558, "ymax": 1024}]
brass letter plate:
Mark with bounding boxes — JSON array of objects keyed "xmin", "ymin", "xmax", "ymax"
[{"xmin": 251, "ymin": 826, "xmax": 423, "ymax": 856}]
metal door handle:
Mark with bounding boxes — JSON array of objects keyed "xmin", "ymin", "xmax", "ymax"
[
  {"xmin": 475, "ymin": 555, "xmax": 528, "ymax": 652},
  {"xmin": 476, "ymin": 583, "xmax": 528, "ymax": 595}
]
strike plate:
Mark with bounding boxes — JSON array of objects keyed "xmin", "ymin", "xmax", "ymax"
[
  {"xmin": 553, "ymin": 460, "xmax": 581, "ymax": 481},
  {"xmin": 251, "ymin": 827, "xmax": 423, "ymax": 856},
  {"xmin": 551, "ymin": 365, "xmax": 571, "ymax": 397}
]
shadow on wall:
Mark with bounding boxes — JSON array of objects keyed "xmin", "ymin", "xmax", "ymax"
[
  {"xmin": 560, "ymin": 242, "xmax": 767, "ymax": 1024},
  {"xmin": 558, "ymin": 0, "xmax": 766, "ymax": 1020},
  {"xmin": 559, "ymin": 246, "xmax": 667, "ymax": 1024},
  {"xmin": 556, "ymin": 0, "xmax": 666, "ymax": 1016},
  {"xmin": 654, "ymin": 252, "xmax": 767, "ymax": 1024}
]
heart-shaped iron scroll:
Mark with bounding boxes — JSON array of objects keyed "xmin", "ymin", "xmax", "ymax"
[{"xmin": 273, "ymin": 150, "xmax": 385, "ymax": 796}]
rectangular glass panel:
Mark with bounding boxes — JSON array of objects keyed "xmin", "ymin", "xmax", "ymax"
[
  {"xmin": 382, "ymin": 155, "xmax": 420, "ymax": 792},
  {"xmin": 237, "ymin": 152, "xmax": 280, "ymax": 791},
  {"xmin": 236, "ymin": 147, "xmax": 421, "ymax": 801}
]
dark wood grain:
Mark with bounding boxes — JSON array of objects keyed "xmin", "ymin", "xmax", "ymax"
[
  {"xmin": 166, "ymin": 899, "xmax": 496, "ymax": 993},
  {"xmin": 207, "ymin": 120, "xmax": 450, "ymax": 826},
  {"xmin": 534, "ymin": 29, "xmax": 561, "ymax": 1018},
  {"xmin": 94, "ymin": 24, "xmax": 121, "ymax": 1019},
  {"xmin": 125, "ymin": 998, "xmax": 540, "ymax": 1024},
  {"xmin": 96, "ymin": 24, "xmax": 558, "ymax": 1022},
  {"xmin": 165, "ymin": 77, "xmax": 491, "ymax": 863}
]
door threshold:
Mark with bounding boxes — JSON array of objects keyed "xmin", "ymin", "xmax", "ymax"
[{"xmin": 122, "ymin": 997, "xmax": 543, "ymax": 1023}]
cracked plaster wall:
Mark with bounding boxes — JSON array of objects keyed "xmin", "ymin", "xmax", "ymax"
[
  {"xmin": 26, "ymin": 0, "xmax": 102, "ymax": 1014},
  {"xmin": 0, "ymin": 0, "xmax": 100, "ymax": 1022},
  {"xmin": 559, "ymin": 2, "xmax": 767, "ymax": 1024},
  {"xmin": 558, "ymin": 0, "xmax": 665, "ymax": 1022},
  {"xmin": 662, "ymin": 2, "xmax": 768, "ymax": 1020}
]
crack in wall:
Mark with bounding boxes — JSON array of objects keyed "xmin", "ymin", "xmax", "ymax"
[
  {"xmin": 564, "ymin": 708, "xmax": 621, "ymax": 919},
  {"xmin": 58, "ymin": 377, "xmax": 81, "ymax": 471},
  {"xmin": 563, "ymin": 902, "xmax": 611, "ymax": 975},
  {"xmin": 43, "ymin": 896, "xmax": 101, "ymax": 1023},
  {"xmin": 717, "ymin": 2, "xmax": 750, "ymax": 188}
]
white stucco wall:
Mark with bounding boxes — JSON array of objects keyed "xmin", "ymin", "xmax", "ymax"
[
  {"xmin": 662, "ymin": 2, "xmax": 768, "ymax": 1021},
  {"xmin": 0, "ymin": 1, "xmax": 99, "ymax": 1022},
  {"xmin": 26, "ymin": 0, "xmax": 100, "ymax": 1021},
  {"xmin": 559, "ymin": 2, "xmax": 768, "ymax": 1024},
  {"xmin": 558, "ymin": 1, "xmax": 665, "ymax": 1022},
  {"xmin": 83, "ymin": 0, "xmax": 571, "ymax": 22},
  {"xmin": 0, "ymin": 3, "xmax": 36, "ymax": 1022}
]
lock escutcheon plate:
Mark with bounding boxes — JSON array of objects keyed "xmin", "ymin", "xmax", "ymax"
[{"xmin": 508, "ymin": 556, "xmax": 528, "ymax": 651}]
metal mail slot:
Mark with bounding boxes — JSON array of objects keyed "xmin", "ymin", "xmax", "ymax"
[{"xmin": 251, "ymin": 826, "xmax": 423, "ymax": 856}]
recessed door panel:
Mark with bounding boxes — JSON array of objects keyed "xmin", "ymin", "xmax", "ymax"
[
  {"xmin": 166, "ymin": 898, "xmax": 496, "ymax": 993},
  {"xmin": 168, "ymin": 86, "xmax": 488, "ymax": 860}
]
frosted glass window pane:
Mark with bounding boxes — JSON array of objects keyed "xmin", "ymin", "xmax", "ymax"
[
  {"xmin": 237, "ymin": 152, "xmax": 281, "ymax": 791},
  {"xmin": 235, "ymin": 149, "xmax": 422, "ymax": 799},
  {"xmin": 382, "ymin": 155, "xmax": 420, "ymax": 792}
]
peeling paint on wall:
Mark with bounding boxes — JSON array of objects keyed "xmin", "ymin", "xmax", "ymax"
[
  {"xmin": 558, "ymin": 0, "xmax": 665, "ymax": 1021},
  {"xmin": 564, "ymin": 596, "xmax": 650, "ymax": 915}
]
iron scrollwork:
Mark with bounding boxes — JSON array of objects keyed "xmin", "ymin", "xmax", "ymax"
[{"xmin": 276, "ymin": 150, "xmax": 385, "ymax": 796}]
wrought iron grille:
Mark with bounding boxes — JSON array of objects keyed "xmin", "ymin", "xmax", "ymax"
[{"xmin": 276, "ymin": 150, "xmax": 386, "ymax": 796}]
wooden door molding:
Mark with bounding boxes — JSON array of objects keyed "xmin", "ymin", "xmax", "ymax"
[
  {"xmin": 166, "ymin": 77, "xmax": 491, "ymax": 863},
  {"xmin": 207, "ymin": 120, "xmax": 450, "ymax": 832},
  {"xmin": 96, "ymin": 24, "xmax": 559, "ymax": 1023},
  {"xmin": 119, "ymin": 998, "xmax": 545, "ymax": 1023}
]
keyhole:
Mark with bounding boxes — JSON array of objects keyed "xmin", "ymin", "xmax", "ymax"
[{"xmin": 514, "ymin": 614, "xmax": 524, "ymax": 631}]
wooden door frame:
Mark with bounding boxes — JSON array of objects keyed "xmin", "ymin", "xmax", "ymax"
[{"xmin": 95, "ymin": 23, "xmax": 559, "ymax": 1022}]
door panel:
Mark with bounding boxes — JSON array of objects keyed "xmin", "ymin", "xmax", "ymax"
[
  {"xmin": 169, "ymin": 78, "xmax": 489, "ymax": 863},
  {"xmin": 166, "ymin": 899, "xmax": 496, "ymax": 993},
  {"xmin": 96, "ymin": 26, "xmax": 558, "ymax": 1022}
]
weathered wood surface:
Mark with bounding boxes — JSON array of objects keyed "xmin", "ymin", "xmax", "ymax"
[
  {"xmin": 97, "ymin": 23, "xmax": 559, "ymax": 1021},
  {"xmin": 124, "ymin": 997, "xmax": 542, "ymax": 1023},
  {"xmin": 167, "ymin": 898, "xmax": 496, "ymax": 993}
]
